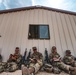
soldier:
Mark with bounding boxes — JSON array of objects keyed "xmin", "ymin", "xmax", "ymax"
[
  {"xmin": 21, "ymin": 47, "xmax": 43, "ymax": 75},
  {"xmin": 5, "ymin": 47, "xmax": 22, "ymax": 72},
  {"xmin": 49, "ymin": 46, "xmax": 75, "ymax": 74},
  {"xmin": 63, "ymin": 50, "xmax": 76, "ymax": 67},
  {"xmin": 43, "ymin": 48, "xmax": 61, "ymax": 74}
]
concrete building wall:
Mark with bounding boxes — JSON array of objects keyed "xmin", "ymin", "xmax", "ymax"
[{"xmin": 0, "ymin": 9, "xmax": 76, "ymax": 61}]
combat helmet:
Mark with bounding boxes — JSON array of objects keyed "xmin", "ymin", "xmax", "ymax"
[
  {"xmin": 32, "ymin": 47, "xmax": 37, "ymax": 51},
  {"xmin": 15, "ymin": 47, "xmax": 20, "ymax": 54},
  {"xmin": 51, "ymin": 46, "xmax": 57, "ymax": 53},
  {"xmin": 66, "ymin": 50, "xmax": 71, "ymax": 55}
]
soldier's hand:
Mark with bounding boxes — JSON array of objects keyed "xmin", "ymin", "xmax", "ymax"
[
  {"xmin": 53, "ymin": 57, "xmax": 61, "ymax": 62},
  {"xmin": 67, "ymin": 62, "xmax": 72, "ymax": 64},
  {"xmin": 53, "ymin": 58, "xmax": 58, "ymax": 61},
  {"xmin": 12, "ymin": 57, "xmax": 16, "ymax": 60},
  {"xmin": 30, "ymin": 58, "xmax": 35, "ymax": 63},
  {"xmin": 37, "ymin": 59, "xmax": 40, "ymax": 62},
  {"xmin": 71, "ymin": 60, "xmax": 74, "ymax": 63}
]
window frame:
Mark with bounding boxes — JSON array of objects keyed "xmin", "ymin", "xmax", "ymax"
[{"xmin": 28, "ymin": 24, "xmax": 50, "ymax": 40}]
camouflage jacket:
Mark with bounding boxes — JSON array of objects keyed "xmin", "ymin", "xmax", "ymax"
[
  {"xmin": 30, "ymin": 52, "xmax": 43, "ymax": 65},
  {"xmin": 63, "ymin": 55, "xmax": 75, "ymax": 64},
  {"xmin": 49, "ymin": 52, "xmax": 61, "ymax": 63},
  {"xmin": 8, "ymin": 53, "xmax": 22, "ymax": 64},
  {"xmin": 14, "ymin": 53, "xmax": 22, "ymax": 64}
]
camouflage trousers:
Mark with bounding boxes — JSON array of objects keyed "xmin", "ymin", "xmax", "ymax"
[
  {"xmin": 5, "ymin": 62, "xmax": 18, "ymax": 72},
  {"xmin": 0, "ymin": 62, "xmax": 7, "ymax": 73},
  {"xmin": 29, "ymin": 62, "xmax": 43, "ymax": 73},
  {"xmin": 68, "ymin": 61, "xmax": 76, "ymax": 67},
  {"xmin": 43, "ymin": 64, "xmax": 61, "ymax": 74},
  {"xmin": 53, "ymin": 61, "xmax": 70, "ymax": 71},
  {"xmin": 0, "ymin": 62, "xmax": 18, "ymax": 73}
]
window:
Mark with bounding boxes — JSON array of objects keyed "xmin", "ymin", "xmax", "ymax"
[{"xmin": 28, "ymin": 24, "xmax": 50, "ymax": 39}]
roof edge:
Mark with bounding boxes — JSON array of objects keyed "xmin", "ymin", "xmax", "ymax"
[{"xmin": 0, "ymin": 6, "xmax": 76, "ymax": 15}]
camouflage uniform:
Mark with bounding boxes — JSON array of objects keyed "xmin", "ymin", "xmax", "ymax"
[
  {"xmin": 5, "ymin": 47, "xmax": 22, "ymax": 72},
  {"xmin": 49, "ymin": 46, "xmax": 74, "ymax": 73},
  {"xmin": 29, "ymin": 51, "xmax": 43, "ymax": 73},
  {"xmin": 22, "ymin": 47, "xmax": 43, "ymax": 75},
  {"xmin": 0, "ymin": 54, "xmax": 5, "ymax": 73},
  {"xmin": 43, "ymin": 52, "xmax": 61, "ymax": 74},
  {"xmin": 43, "ymin": 63, "xmax": 62, "ymax": 74},
  {"xmin": 0, "ymin": 62, "xmax": 7, "ymax": 73},
  {"xmin": 63, "ymin": 50, "xmax": 76, "ymax": 67}
]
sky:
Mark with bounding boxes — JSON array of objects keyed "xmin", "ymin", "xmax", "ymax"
[{"xmin": 0, "ymin": 0, "xmax": 76, "ymax": 12}]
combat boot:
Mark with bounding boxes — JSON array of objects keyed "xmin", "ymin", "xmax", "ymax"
[
  {"xmin": 21, "ymin": 65, "xmax": 30, "ymax": 75},
  {"xmin": 69, "ymin": 67, "xmax": 75, "ymax": 71},
  {"xmin": 70, "ymin": 67, "xmax": 76, "ymax": 75},
  {"xmin": 44, "ymin": 67, "xmax": 53, "ymax": 73},
  {"xmin": 0, "ymin": 66, "xmax": 4, "ymax": 73},
  {"xmin": 52, "ymin": 67, "xmax": 61, "ymax": 74},
  {"xmin": 29, "ymin": 67, "xmax": 35, "ymax": 74},
  {"xmin": 69, "ymin": 67, "xmax": 75, "ymax": 74}
]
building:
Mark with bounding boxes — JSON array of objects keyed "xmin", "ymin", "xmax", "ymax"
[{"xmin": 0, "ymin": 6, "xmax": 76, "ymax": 62}]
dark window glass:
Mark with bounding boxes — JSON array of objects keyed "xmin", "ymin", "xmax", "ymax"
[{"xmin": 28, "ymin": 25, "xmax": 50, "ymax": 39}]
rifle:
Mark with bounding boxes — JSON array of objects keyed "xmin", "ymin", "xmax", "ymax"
[
  {"xmin": 27, "ymin": 49, "xmax": 31, "ymax": 62},
  {"xmin": 44, "ymin": 48, "xmax": 49, "ymax": 63},
  {"xmin": 22, "ymin": 48, "xmax": 27, "ymax": 63}
]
